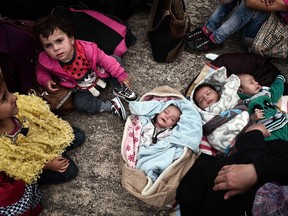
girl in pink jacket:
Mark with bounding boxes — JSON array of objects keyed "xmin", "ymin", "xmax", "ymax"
[{"xmin": 34, "ymin": 15, "xmax": 138, "ymax": 121}]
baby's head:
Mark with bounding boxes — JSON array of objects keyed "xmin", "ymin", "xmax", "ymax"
[
  {"xmin": 155, "ymin": 104, "xmax": 181, "ymax": 129},
  {"xmin": 34, "ymin": 15, "xmax": 75, "ymax": 62},
  {"xmin": 237, "ymin": 73, "xmax": 261, "ymax": 96},
  {"xmin": 193, "ymin": 83, "xmax": 220, "ymax": 110}
]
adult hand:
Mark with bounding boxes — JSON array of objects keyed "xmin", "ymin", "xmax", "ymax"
[
  {"xmin": 213, "ymin": 164, "xmax": 258, "ymax": 200},
  {"xmin": 246, "ymin": 0, "xmax": 287, "ymax": 11},
  {"xmin": 261, "ymin": 0, "xmax": 276, "ymax": 6},
  {"xmin": 45, "ymin": 80, "xmax": 59, "ymax": 93}
]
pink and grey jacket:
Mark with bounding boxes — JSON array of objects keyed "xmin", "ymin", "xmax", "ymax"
[{"xmin": 36, "ymin": 40, "xmax": 128, "ymax": 89}]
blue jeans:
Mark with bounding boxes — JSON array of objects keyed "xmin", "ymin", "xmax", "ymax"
[
  {"xmin": 206, "ymin": 0, "xmax": 268, "ymax": 44},
  {"xmin": 38, "ymin": 127, "xmax": 85, "ymax": 185}
]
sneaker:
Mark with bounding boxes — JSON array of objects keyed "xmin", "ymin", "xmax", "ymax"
[
  {"xmin": 185, "ymin": 36, "xmax": 222, "ymax": 53},
  {"xmin": 185, "ymin": 27, "xmax": 206, "ymax": 41},
  {"xmin": 111, "ymin": 97, "xmax": 127, "ymax": 121},
  {"xmin": 113, "ymin": 86, "xmax": 138, "ymax": 102}
]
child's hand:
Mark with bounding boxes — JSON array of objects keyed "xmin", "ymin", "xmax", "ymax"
[
  {"xmin": 44, "ymin": 156, "xmax": 70, "ymax": 172},
  {"xmin": 251, "ymin": 109, "xmax": 264, "ymax": 121},
  {"xmin": 120, "ymin": 78, "xmax": 131, "ymax": 88},
  {"xmin": 45, "ymin": 80, "xmax": 59, "ymax": 93}
]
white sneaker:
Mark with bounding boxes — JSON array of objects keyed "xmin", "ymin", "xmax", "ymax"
[
  {"xmin": 205, "ymin": 53, "xmax": 219, "ymax": 61},
  {"xmin": 113, "ymin": 86, "xmax": 138, "ymax": 102},
  {"xmin": 111, "ymin": 97, "xmax": 127, "ymax": 121}
]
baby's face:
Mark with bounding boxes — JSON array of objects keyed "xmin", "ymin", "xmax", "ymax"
[
  {"xmin": 155, "ymin": 105, "xmax": 181, "ymax": 129},
  {"xmin": 40, "ymin": 28, "xmax": 75, "ymax": 63},
  {"xmin": 238, "ymin": 74, "xmax": 261, "ymax": 96},
  {"xmin": 194, "ymin": 86, "xmax": 220, "ymax": 110}
]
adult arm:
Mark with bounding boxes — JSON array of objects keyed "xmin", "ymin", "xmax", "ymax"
[
  {"xmin": 214, "ymin": 153, "xmax": 288, "ymax": 199},
  {"xmin": 245, "ymin": 0, "xmax": 288, "ymax": 11},
  {"xmin": 214, "ymin": 131, "xmax": 288, "ymax": 199},
  {"xmin": 213, "ymin": 164, "xmax": 257, "ymax": 199}
]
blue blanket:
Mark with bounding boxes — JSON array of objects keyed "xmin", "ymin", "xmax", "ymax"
[{"xmin": 129, "ymin": 99, "xmax": 202, "ymax": 182}]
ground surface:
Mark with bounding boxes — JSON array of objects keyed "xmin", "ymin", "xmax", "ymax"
[{"xmin": 40, "ymin": 0, "xmax": 288, "ymax": 215}]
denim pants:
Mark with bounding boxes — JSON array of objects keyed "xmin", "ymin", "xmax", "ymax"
[
  {"xmin": 205, "ymin": 0, "xmax": 268, "ymax": 44},
  {"xmin": 74, "ymin": 54, "xmax": 123, "ymax": 114},
  {"xmin": 38, "ymin": 127, "xmax": 85, "ymax": 185}
]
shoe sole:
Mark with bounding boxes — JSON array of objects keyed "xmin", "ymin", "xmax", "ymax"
[
  {"xmin": 114, "ymin": 97, "xmax": 127, "ymax": 121},
  {"xmin": 185, "ymin": 34, "xmax": 207, "ymax": 42},
  {"xmin": 113, "ymin": 90, "xmax": 138, "ymax": 102},
  {"xmin": 185, "ymin": 44, "xmax": 223, "ymax": 54}
]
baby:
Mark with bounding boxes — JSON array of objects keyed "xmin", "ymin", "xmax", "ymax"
[
  {"xmin": 193, "ymin": 83, "xmax": 220, "ymax": 110},
  {"xmin": 191, "ymin": 69, "xmax": 267, "ymax": 155},
  {"xmin": 237, "ymin": 73, "xmax": 287, "ymax": 141},
  {"xmin": 141, "ymin": 104, "xmax": 182, "ymax": 145},
  {"xmin": 126, "ymin": 97, "xmax": 202, "ymax": 182}
]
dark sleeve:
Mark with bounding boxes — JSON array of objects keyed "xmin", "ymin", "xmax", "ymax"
[{"xmin": 253, "ymin": 139, "xmax": 288, "ymax": 185}]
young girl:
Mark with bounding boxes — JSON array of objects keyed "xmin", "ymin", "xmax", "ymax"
[
  {"xmin": 0, "ymin": 67, "xmax": 85, "ymax": 185},
  {"xmin": 34, "ymin": 15, "xmax": 138, "ymax": 121}
]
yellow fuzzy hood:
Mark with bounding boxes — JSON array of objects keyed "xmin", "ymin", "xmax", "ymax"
[{"xmin": 0, "ymin": 94, "xmax": 74, "ymax": 184}]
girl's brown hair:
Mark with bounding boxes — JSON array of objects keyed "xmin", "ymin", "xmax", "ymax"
[
  {"xmin": 0, "ymin": 67, "xmax": 7, "ymax": 93},
  {"xmin": 34, "ymin": 15, "xmax": 74, "ymax": 42}
]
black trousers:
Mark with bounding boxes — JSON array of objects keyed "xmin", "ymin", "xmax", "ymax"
[{"xmin": 176, "ymin": 130, "xmax": 270, "ymax": 216}]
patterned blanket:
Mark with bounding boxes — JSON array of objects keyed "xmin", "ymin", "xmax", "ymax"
[{"xmin": 190, "ymin": 67, "xmax": 252, "ymax": 153}]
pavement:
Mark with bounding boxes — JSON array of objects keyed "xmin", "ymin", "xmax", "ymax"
[{"xmin": 40, "ymin": 0, "xmax": 288, "ymax": 215}]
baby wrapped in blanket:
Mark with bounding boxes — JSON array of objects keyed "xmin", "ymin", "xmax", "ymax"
[
  {"xmin": 122, "ymin": 89, "xmax": 202, "ymax": 182},
  {"xmin": 190, "ymin": 67, "xmax": 253, "ymax": 154},
  {"xmin": 120, "ymin": 86, "xmax": 202, "ymax": 207}
]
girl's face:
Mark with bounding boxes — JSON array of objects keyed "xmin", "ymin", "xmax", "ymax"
[
  {"xmin": 40, "ymin": 28, "xmax": 75, "ymax": 63},
  {"xmin": 0, "ymin": 87, "xmax": 18, "ymax": 120}
]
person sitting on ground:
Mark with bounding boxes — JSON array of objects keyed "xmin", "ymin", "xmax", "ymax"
[
  {"xmin": 237, "ymin": 73, "xmax": 287, "ymax": 141},
  {"xmin": 0, "ymin": 68, "xmax": 85, "ymax": 186},
  {"xmin": 185, "ymin": 0, "xmax": 268, "ymax": 53},
  {"xmin": 34, "ymin": 15, "xmax": 138, "ymax": 121}
]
